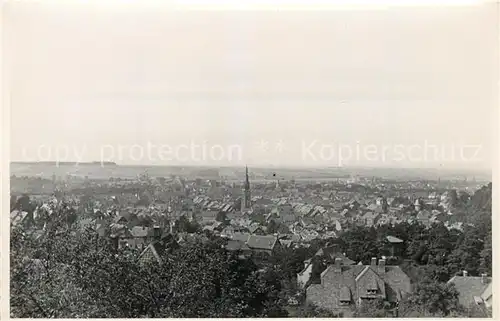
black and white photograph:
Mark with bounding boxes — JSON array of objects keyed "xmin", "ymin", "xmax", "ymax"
[{"xmin": 4, "ymin": 0, "xmax": 497, "ymax": 318}]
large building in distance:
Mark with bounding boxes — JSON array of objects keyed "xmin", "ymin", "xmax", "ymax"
[{"xmin": 241, "ymin": 166, "xmax": 251, "ymax": 211}]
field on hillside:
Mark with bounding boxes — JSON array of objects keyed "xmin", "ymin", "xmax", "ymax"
[{"xmin": 10, "ymin": 163, "xmax": 491, "ymax": 182}]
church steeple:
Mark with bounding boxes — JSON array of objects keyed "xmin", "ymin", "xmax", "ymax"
[
  {"xmin": 241, "ymin": 166, "xmax": 251, "ymax": 211},
  {"xmin": 244, "ymin": 165, "xmax": 250, "ymax": 190}
]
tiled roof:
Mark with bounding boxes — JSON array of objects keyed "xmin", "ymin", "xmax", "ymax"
[
  {"xmin": 246, "ymin": 235, "xmax": 278, "ymax": 251},
  {"xmin": 363, "ymin": 211, "xmax": 379, "ymax": 219},
  {"xmin": 315, "ymin": 245, "xmax": 356, "ymax": 265},
  {"xmin": 308, "ymin": 263, "xmax": 411, "ymax": 311},
  {"xmin": 248, "ymin": 225, "xmax": 263, "ymax": 233},
  {"xmin": 11, "ymin": 210, "xmax": 28, "ymax": 226},
  {"xmin": 231, "ymin": 232, "xmax": 251, "ymax": 242},
  {"xmin": 226, "ymin": 240, "xmax": 251, "ymax": 251},
  {"xmin": 481, "ymin": 282, "xmax": 492, "ymax": 306},
  {"xmin": 447, "ymin": 276, "xmax": 491, "ymax": 307},
  {"xmin": 416, "ymin": 210, "xmax": 431, "ymax": 220},
  {"xmin": 340, "ymin": 286, "xmax": 351, "ymax": 301}
]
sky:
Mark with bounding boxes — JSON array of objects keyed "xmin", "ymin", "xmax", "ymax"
[{"xmin": 5, "ymin": 1, "xmax": 497, "ymax": 169}]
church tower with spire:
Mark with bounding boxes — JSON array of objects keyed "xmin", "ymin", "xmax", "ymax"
[{"xmin": 241, "ymin": 166, "xmax": 251, "ymax": 211}]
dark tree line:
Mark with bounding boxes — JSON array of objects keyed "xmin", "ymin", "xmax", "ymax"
[{"xmin": 11, "ymin": 217, "xmax": 288, "ymax": 318}]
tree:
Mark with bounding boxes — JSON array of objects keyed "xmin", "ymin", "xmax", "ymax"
[
  {"xmin": 10, "ymin": 195, "xmax": 18, "ymax": 211},
  {"xmin": 339, "ymin": 226, "xmax": 379, "ymax": 263},
  {"xmin": 267, "ymin": 220, "xmax": 279, "ymax": 234},
  {"xmin": 403, "ymin": 279, "xmax": 460, "ymax": 317},
  {"xmin": 353, "ymin": 298, "xmax": 389, "ymax": 317},
  {"xmin": 11, "ymin": 211, "xmax": 288, "ymax": 318},
  {"xmin": 176, "ymin": 216, "xmax": 201, "ymax": 234},
  {"xmin": 269, "ymin": 246, "xmax": 305, "ymax": 283},
  {"xmin": 14, "ymin": 194, "xmax": 34, "ymax": 213},
  {"xmin": 447, "ymin": 226, "xmax": 483, "ymax": 276},
  {"xmin": 479, "ymin": 232, "xmax": 492, "ymax": 275}
]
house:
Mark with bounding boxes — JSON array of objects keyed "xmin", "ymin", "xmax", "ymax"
[
  {"xmin": 124, "ymin": 226, "xmax": 161, "ymax": 249},
  {"xmin": 315, "ymin": 245, "xmax": 356, "ymax": 265},
  {"xmin": 246, "ymin": 235, "xmax": 281, "ymax": 255},
  {"xmin": 95, "ymin": 219, "xmax": 108, "ymax": 237},
  {"xmin": 138, "ymin": 233, "xmax": 179, "ymax": 264},
  {"xmin": 300, "ymin": 229, "xmax": 319, "ymax": 242},
  {"xmin": 277, "ymin": 213, "xmax": 297, "ymax": 226},
  {"xmin": 416, "ymin": 210, "xmax": 431, "ymax": 227},
  {"xmin": 248, "ymin": 225, "xmax": 265, "ymax": 235},
  {"xmin": 297, "ymin": 262, "xmax": 314, "ymax": 289},
  {"xmin": 306, "ymin": 257, "xmax": 411, "ymax": 315},
  {"xmin": 447, "ymin": 273, "xmax": 492, "ymax": 313},
  {"xmin": 197, "ymin": 210, "xmax": 218, "ymax": 225},
  {"xmin": 280, "ymin": 239, "xmax": 293, "ymax": 248},
  {"xmin": 366, "ymin": 204, "xmax": 380, "ymax": 212},
  {"xmin": 113, "ymin": 212, "xmax": 132, "ymax": 225},
  {"xmin": 376, "ymin": 214, "xmax": 392, "ymax": 227},
  {"xmin": 386, "ymin": 235, "xmax": 404, "ymax": 258},
  {"xmin": 231, "ymin": 232, "xmax": 251, "ymax": 243},
  {"xmin": 297, "ymin": 245, "xmax": 356, "ymax": 289},
  {"xmin": 362, "ymin": 212, "xmax": 380, "ymax": 227},
  {"xmin": 225, "ymin": 239, "xmax": 251, "ymax": 253},
  {"xmin": 202, "ymin": 221, "xmax": 223, "ymax": 233},
  {"xmin": 481, "ymin": 282, "xmax": 492, "ymax": 309},
  {"xmin": 176, "ymin": 232, "xmax": 210, "ymax": 245},
  {"xmin": 11, "ymin": 210, "xmax": 30, "ymax": 227},
  {"xmin": 126, "ymin": 213, "xmax": 146, "ymax": 228},
  {"xmin": 347, "ymin": 199, "xmax": 360, "ymax": 210}
]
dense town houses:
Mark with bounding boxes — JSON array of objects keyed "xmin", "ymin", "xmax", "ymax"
[{"xmin": 10, "ymin": 167, "xmax": 492, "ymax": 317}]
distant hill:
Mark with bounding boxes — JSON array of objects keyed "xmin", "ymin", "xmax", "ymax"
[
  {"xmin": 9, "ymin": 162, "xmax": 491, "ymax": 182},
  {"xmin": 11, "ymin": 161, "xmax": 117, "ymax": 166}
]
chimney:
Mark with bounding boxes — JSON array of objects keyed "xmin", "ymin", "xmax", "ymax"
[
  {"xmin": 334, "ymin": 257, "xmax": 342, "ymax": 273},
  {"xmin": 378, "ymin": 259, "xmax": 386, "ymax": 274},
  {"xmin": 371, "ymin": 257, "xmax": 377, "ymax": 267},
  {"xmin": 481, "ymin": 273, "xmax": 487, "ymax": 284},
  {"xmin": 463, "ymin": 270, "xmax": 468, "ymax": 277}
]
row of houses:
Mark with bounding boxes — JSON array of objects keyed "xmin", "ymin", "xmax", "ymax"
[{"xmin": 297, "ymin": 245, "xmax": 492, "ymax": 317}]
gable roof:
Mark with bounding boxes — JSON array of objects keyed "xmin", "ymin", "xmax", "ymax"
[
  {"xmin": 137, "ymin": 234, "xmax": 177, "ymax": 264},
  {"xmin": 314, "ymin": 263, "xmax": 411, "ymax": 303},
  {"xmin": 447, "ymin": 276, "xmax": 492, "ymax": 307},
  {"xmin": 481, "ymin": 282, "xmax": 492, "ymax": 304},
  {"xmin": 231, "ymin": 232, "xmax": 251, "ymax": 242},
  {"xmin": 416, "ymin": 210, "xmax": 431, "ymax": 220},
  {"xmin": 11, "ymin": 210, "xmax": 29, "ymax": 226},
  {"xmin": 363, "ymin": 211, "xmax": 380, "ymax": 220},
  {"xmin": 246, "ymin": 235, "xmax": 279, "ymax": 251},
  {"xmin": 226, "ymin": 240, "xmax": 251, "ymax": 251},
  {"xmin": 248, "ymin": 225, "xmax": 264, "ymax": 233},
  {"xmin": 339, "ymin": 286, "xmax": 351, "ymax": 301},
  {"xmin": 138, "ymin": 242, "xmax": 163, "ymax": 264},
  {"xmin": 315, "ymin": 245, "xmax": 356, "ymax": 265}
]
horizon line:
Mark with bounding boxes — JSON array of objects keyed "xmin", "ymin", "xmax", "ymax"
[{"xmin": 9, "ymin": 161, "xmax": 492, "ymax": 173}]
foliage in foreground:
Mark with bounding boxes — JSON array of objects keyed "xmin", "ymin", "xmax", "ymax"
[{"xmin": 11, "ymin": 219, "xmax": 287, "ymax": 318}]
